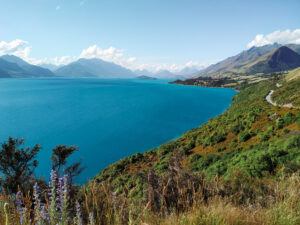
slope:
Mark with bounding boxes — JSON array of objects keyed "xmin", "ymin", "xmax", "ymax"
[
  {"xmin": 1, "ymin": 55, "xmax": 55, "ymax": 77},
  {"xmin": 55, "ymin": 58, "xmax": 136, "ymax": 78}
]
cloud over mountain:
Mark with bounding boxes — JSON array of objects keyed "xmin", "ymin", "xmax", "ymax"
[
  {"xmin": 0, "ymin": 40, "xmax": 209, "ymax": 73},
  {"xmin": 80, "ymin": 45, "xmax": 137, "ymax": 69},
  {"xmin": 0, "ymin": 39, "xmax": 31, "ymax": 59},
  {"xmin": 248, "ymin": 29, "xmax": 300, "ymax": 48}
]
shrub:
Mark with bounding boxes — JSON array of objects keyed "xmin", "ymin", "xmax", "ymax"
[
  {"xmin": 258, "ymin": 132, "xmax": 270, "ymax": 141},
  {"xmin": 0, "ymin": 137, "xmax": 41, "ymax": 193},
  {"xmin": 217, "ymin": 146, "xmax": 226, "ymax": 152},
  {"xmin": 189, "ymin": 154, "xmax": 202, "ymax": 164},
  {"xmin": 283, "ymin": 112, "xmax": 296, "ymax": 125},
  {"xmin": 193, "ymin": 154, "xmax": 220, "ymax": 171},
  {"xmin": 239, "ymin": 132, "xmax": 251, "ymax": 142}
]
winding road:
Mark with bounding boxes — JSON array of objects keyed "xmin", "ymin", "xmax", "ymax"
[{"xmin": 265, "ymin": 84, "xmax": 294, "ymax": 108}]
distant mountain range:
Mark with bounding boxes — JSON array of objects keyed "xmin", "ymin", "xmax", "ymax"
[
  {"xmin": 134, "ymin": 67, "xmax": 200, "ymax": 79},
  {"xmin": 172, "ymin": 43, "xmax": 300, "ymax": 88},
  {"xmin": 38, "ymin": 63, "xmax": 61, "ymax": 71},
  {"xmin": 193, "ymin": 43, "xmax": 300, "ymax": 78},
  {"xmin": 55, "ymin": 58, "xmax": 137, "ymax": 78},
  {"xmin": 1, "ymin": 43, "xmax": 300, "ymax": 79},
  {"xmin": 0, "ymin": 55, "xmax": 54, "ymax": 78}
]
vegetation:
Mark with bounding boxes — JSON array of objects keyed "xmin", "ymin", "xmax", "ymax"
[{"xmin": 0, "ymin": 69, "xmax": 300, "ymax": 224}]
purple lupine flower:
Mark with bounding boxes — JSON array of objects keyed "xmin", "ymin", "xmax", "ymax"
[
  {"xmin": 34, "ymin": 182, "xmax": 45, "ymax": 225},
  {"xmin": 60, "ymin": 174, "xmax": 69, "ymax": 224},
  {"xmin": 89, "ymin": 212, "xmax": 95, "ymax": 225},
  {"xmin": 75, "ymin": 201, "xmax": 83, "ymax": 225},
  {"xmin": 16, "ymin": 191, "xmax": 25, "ymax": 225},
  {"xmin": 49, "ymin": 170, "xmax": 58, "ymax": 224}
]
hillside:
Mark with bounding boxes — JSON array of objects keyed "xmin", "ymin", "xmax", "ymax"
[
  {"xmin": 79, "ymin": 70, "xmax": 300, "ymax": 224},
  {"xmin": 55, "ymin": 58, "xmax": 137, "ymax": 78},
  {"xmin": 0, "ymin": 58, "xmax": 25, "ymax": 78},
  {"xmin": 271, "ymin": 67, "xmax": 300, "ymax": 107},
  {"xmin": 244, "ymin": 46, "xmax": 300, "ymax": 74},
  {"xmin": 195, "ymin": 43, "xmax": 281, "ymax": 77},
  {"xmin": 173, "ymin": 45, "xmax": 300, "ymax": 88},
  {"xmin": 94, "ymin": 71, "xmax": 300, "ymax": 193},
  {"xmin": 0, "ymin": 55, "xmax": 55, "ymax": 77}
]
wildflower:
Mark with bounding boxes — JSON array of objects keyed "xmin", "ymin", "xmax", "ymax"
[
  {"xmin": 49, "ymin": 170, "xmax": 58, "ymax": 224},
  {"xmin": 16, "ymin": 191, "xmax": 25, "ymax": 225},
  {"xmin": 88, "ymin": 212, "xmax": 95, "ymax": 225},
  {"xmin": 74, "ymin": 201, "xmax": 83, "ymax": 225},
  {"xmin": 60, "ymin": 174, "xmax": 69, "ymax": 225}
]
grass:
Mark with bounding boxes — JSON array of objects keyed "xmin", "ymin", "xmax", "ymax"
[{"xmin": 1, "ymin": 169, "xmax": 300, "ymax": 224}]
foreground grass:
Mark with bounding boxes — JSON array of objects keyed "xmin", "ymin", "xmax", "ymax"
[{"xmin": 1, "ymin": 170, "xmax": 300, "ymax": 224}]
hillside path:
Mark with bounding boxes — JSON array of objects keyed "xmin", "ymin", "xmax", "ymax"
[{"xmin": 266, "ymin": 83, "xmax": 294, "ymax": 108}]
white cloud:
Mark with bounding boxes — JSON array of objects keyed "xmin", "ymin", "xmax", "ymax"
[
  {"xmin": 56, "ymin": 5, "xmax": 61, "ymax": 10},
  {"xmin": 0, "ymin": 39, "xmax": 75, "ymax": 66},
  {"xmin": 79, "ymin": 44, "xmax": 210, "ymax": 73},
  {"xmin": 0, "ymin": 39, "xmax": 31, "ymax": 58},
  {"xmin": 247, "ymin": 29, "xmax": 300, "ymax": 48},
  {"xmin": 80, "ymin": 45, "xmax": 137, "ymax": 68},
  {"xmin": 30, "ymin": 56, "xmax": 78, "ymax": 66},
  {"xmin": 135, "ymin": 61, "xmax": 210, "ymax": 73},
  {"xmin": 0, "ymin": 40, "xmax": 210, "ymax": 73}
]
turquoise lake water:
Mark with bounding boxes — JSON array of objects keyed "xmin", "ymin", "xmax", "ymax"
[{"xmin": 0, "ymin": 78, "xmax": 236, "ymax": 183}]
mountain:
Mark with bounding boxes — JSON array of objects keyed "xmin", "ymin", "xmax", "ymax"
[
  {"xmin": 55, "ymin": 58, "xmax": 137, "ymax": 78},
  {"xmin": 0, "ymin": 58, "xmax": 25, "ymax": 78},
  {"xmin": 174, "ymin": 45, "xmax": 300, "ymax": 88},
  {"xmin": 196, "ymin": 43, "xmax": 281, "ymax": 77},
  {"xmin": 244, "ymin": 46, "xmax": 300, "ymax": 74},
  {"xmin": 38, "ymin": 63, "xmax": 61, "ymax": 71},
  {"xmin": 0, "ymin": 55, "xmax": 55, "ymax": 77},
  {"xmin": 135, "ymin": 66, "xmax": 201, "ymax": 78},
  {"xmin": 176, "ymin": 66, "xmax": 200, "ymax": 76},
  {"xmin": 286, "ymin": 43, "xmax": 300, "ymax": 55}
]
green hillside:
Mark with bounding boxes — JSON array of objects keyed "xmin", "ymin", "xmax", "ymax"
[
  {"xmin": 79, "ymin": 70, "xmax": 300, "ymax": 224},
  {"xmin": 95, "ymin": 71, "xmax": 300, "ymax": 194}
]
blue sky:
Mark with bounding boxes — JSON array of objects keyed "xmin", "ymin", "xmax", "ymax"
[{"xmin": 0, "ymin": 0, "xmax": 300, "ymax": 71}]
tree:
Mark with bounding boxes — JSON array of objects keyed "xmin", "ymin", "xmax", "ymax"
[
  {"xmin": 0, "ymin": 137, "xmax": 41, "ymax": 193},
  {"xmin": 51, "ymin": 145, "xmax": 85, "ymax": 183}
]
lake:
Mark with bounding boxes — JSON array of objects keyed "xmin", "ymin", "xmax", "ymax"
[{"xmin": 0, "ymin": 78, "xmax": 236, "ymax": 183}]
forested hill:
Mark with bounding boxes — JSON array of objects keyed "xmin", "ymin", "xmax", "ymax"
[{"xmin": 94, "ymin": 68, "xmax": 300, "ymax": 194}]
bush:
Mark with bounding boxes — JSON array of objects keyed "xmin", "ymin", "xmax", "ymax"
[
  {"xmin": 239, "ymin": 132, "xmax": 251, "ymax": 142},
  {"xmin": 0, "ymin": 137, "xmax": 41, "ymax": 193},
  {"xmin": 283, "ymin": 135, "xmax": 300, "ymax": 150},
  {"xmin": 258, "ymin": 132, "xmax": 270, "ymax": 141},
  {"xmin": 283, "ymin": 112, "xmax": 296, "ymax": 125},
  {"xmin": 189, "ymin": 154, "xmax": 202, "ymax": 163},
  {"xmin": 276, "ymin": 118, "xmax": 284, "ymax": 129},
  {"xmin": 193, "ymin": 154, "xmax": 220, "ymax": 171},
  {"xmin": 217, "ymin": 146, "xmax": 226, "ymax": 152}
]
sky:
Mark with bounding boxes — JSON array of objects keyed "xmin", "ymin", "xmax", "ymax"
[{"xmin": 0, "ymin": 0, "xmax": 300, "ymax": 72}]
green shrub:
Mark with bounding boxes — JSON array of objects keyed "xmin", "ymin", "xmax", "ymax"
[
  {"xmin": 239, "ymin": 132, "xmax": 251, "ymax": 142},
  {"xmin": 283, "ymin": 112, "xmax": 296, "ymax": 125},
  {"xmin": 193, "ymin": 154, "xmax": 220, "ymax": 172},
  {"xmin": 217, "ymin": 146, "xmax": 226, "ymax": 152},
  {"xmin": 258, "ymin": 132, "xmax": 270, "ymax": 141},
  {"xmin": 283, "ymin": 135, "xmax": 300, "ymax": 150},
  {"xmin": 276, "ymin": 118, "xmax": 284, "ymax": 129},
  {"xmin": 189, "ymin": 154, "xmax": 202, "ymax": 163}
]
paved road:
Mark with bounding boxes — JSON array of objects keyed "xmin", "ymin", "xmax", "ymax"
[{"xmin": 265, "ymin": 84, "xmax": 294, "ymax": 108}]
